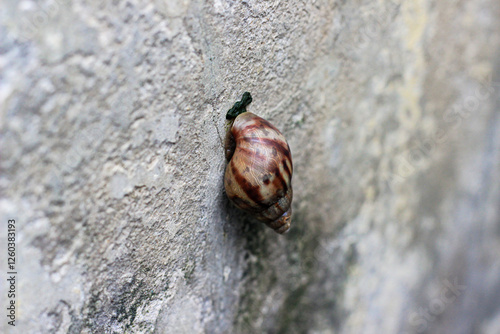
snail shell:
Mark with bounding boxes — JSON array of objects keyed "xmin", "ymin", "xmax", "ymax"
[{"xmin": 224, "ymin": 93, "xmax": 293, "ymax": 234}]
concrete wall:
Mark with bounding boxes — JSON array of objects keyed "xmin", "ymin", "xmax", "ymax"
[{"xmin": 1, "ymin": 0, "xmax": 500, "ymax": 333}]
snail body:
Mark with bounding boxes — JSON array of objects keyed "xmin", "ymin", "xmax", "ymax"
[{"xmin": 224, "ymin": 92, "xmax": 293, "ymax": 234}]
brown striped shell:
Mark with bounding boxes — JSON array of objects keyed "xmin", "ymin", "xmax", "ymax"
[{"xmin": 224, "ymin": 111, "xmax": 293, "ymax": 234}]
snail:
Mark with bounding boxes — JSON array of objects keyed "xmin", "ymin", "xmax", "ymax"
[{"xmin": 224, "ymin": 92, "xmax": 293, "ymax": 234}]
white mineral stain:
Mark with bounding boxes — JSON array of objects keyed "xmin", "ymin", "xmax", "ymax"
[{"xmin": 109, "ymin": 171, "xmax": 133, "ymax": 199}]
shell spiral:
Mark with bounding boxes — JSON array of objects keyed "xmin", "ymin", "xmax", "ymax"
[{"xmin": 224, "ymin": 111, "xmax": 293, "ymax": 234}]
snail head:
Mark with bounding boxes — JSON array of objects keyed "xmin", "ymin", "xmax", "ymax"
[{"xmin": 226, "ymin": 92, "xmax": 253, "ymax": 120}]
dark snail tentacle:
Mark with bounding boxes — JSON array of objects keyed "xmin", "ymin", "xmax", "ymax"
[{"xmin": 226, "ymin": 92, "xmax": 253, "ymax": 120}]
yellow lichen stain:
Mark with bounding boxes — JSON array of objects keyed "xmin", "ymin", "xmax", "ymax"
[
  {"xmin": 397, "ymin": 0, "xmax": 429, "ymax": 129},
  {"xmin": 365, "ymin": 186, "xmax": 376, "ymax": 202},
  {"xmin": 469, "ymin": 62, "xmax": 493, "ymax": 83}
]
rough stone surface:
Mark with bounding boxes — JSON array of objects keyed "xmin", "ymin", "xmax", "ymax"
[{"xmin": 1, "ymin": 0, "xmax": 500, "ymax": 333}]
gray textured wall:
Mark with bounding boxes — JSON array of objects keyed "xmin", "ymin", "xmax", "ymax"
[{"xmin": 1, "ymin": 0, "xmax": 500, "ymax": 333}]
